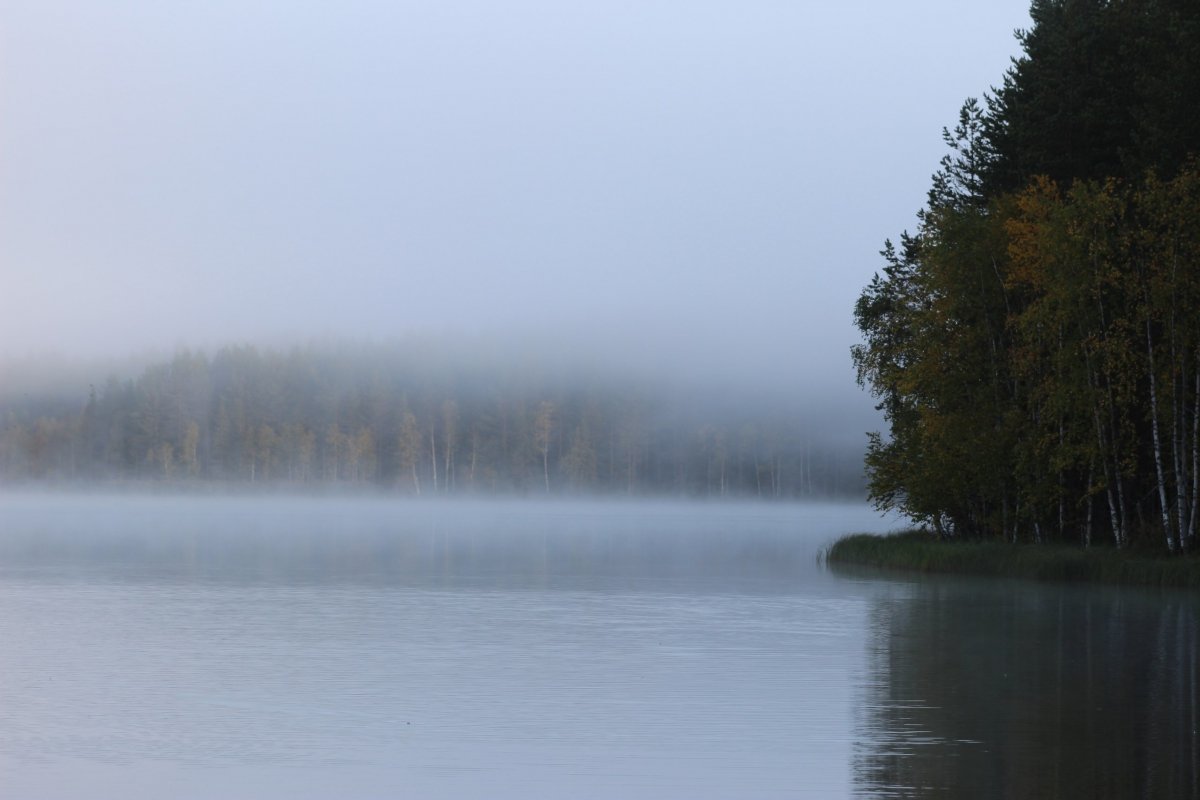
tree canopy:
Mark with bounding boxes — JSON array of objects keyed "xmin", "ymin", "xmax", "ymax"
[
  {"xmin": 854, "ymin": 0, "xmax": 1200, "ymax": 551},
  {"xmin": 0, "ymin": 343, "xmax": 861, "ymax": 499}
]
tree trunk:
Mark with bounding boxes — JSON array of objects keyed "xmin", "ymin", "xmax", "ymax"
[
  {"xmin": 430, "ymin": 429, "xmax": 438, "ymax": 493},
  {"xmin": 1085, "ymin": 461, "xmax": 1094, "ymax": 548},
  {"xmin": 1147, "ymin": 315, "xmax": 1177, "ymax": 552},
  {"xmin": 1087, "ymin": 363, "xmax": 1123, "ymax": 547},
  {"xmin": 469, "ymin": 431, "xmax": 478, "ymax": 492}
]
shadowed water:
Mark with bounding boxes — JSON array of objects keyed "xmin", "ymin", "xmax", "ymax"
[
  {"xmin": 850, "ymin": 575, "xmax": 1200, "ymax": 800},
  {"xmin": 0, "ymin": 493, "xmax": 1195, "ymax": 799}
]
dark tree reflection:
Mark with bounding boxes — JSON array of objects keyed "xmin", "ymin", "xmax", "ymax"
[{"xmin": 854, "ymin": 579, "xmax": 1200, "ymax": 799}]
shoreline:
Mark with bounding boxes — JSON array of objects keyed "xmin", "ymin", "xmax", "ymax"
[{"xmin": 825, "ymin": 530, "xmax": 1200, "ymax": 589}]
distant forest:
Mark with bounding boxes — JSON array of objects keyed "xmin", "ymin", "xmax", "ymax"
[
  {"xmin": 854, "ymin": 0, "xmax": 1200, "ymax": 550},
  {"xmin": 0, "ymin": 344, "xmax": 863, "ymax": 498}
]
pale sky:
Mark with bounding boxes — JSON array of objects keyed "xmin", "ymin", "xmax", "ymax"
[{"xmin": 0, "ymin": 0, "xmax": 1031, "ymax": 404}]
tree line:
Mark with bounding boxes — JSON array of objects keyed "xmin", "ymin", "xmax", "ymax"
[
  {"xmin": 853, "ymin": 0, "xmax": 1200, "ymax": 551},
  {"xmin": 0, "ymin": 344, "xmax": 862, "ymax": 498}
]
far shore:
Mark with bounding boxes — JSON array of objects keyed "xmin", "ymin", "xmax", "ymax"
[{"xmin": 825, "ymin": 530, "xmax": 1200, "ymax": 589}]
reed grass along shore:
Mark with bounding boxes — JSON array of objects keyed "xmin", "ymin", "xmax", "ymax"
[{"xmin": 826, "ymin": 531, "xmax": 1200, "ymax": 589}]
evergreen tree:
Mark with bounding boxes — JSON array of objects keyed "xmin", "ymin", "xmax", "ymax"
[{"xmin": 854, "ymin": 0, "xmax": 1200, "ymax": 549}]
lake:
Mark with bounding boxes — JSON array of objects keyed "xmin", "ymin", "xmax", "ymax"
[{"xmin": 0, "ymin": 493, "xmax": 1195, "ymax": 799}]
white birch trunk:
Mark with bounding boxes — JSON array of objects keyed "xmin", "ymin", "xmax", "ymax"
[
  {"xmin": 1147, "ymin": 315, "xmax": 1177, "ymax": 552},
  {"xmin": 1088, "ymin": 362, "xmax": 1123, "ymax": 547},
  {"xmin": 430, "ymin": 429, "xmax": 438, "ymax": 493}
]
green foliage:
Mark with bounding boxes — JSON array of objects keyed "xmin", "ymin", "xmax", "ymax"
[
  {"xmin": 986, "ymin": 0, "xmax": 1200, "ymax": 193},
  {"xmin": 854, "ymin": 1, "xmax": 1200, "ymax": 553}
]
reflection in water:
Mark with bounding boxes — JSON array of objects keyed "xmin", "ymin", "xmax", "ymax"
[
  {"xmin": 854, "ymin": 577, "xmax": 1200, "ymax": 800},
  {"xmin": 0, "ymin": 494, "xmax": 855, "ymax": 592},
  {"xmin": 9, "ymin": 493, "xmax": 1194, "ymax": 799},
  {"xmin": 0, "ymin": 493, "xmax": 896, "ymax": 800}
]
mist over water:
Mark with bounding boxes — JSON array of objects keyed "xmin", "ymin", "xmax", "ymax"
[
  {"xmin": 0, "ymin": 494, "xmax": 895, "ymax": 799},
  {"xmin": 0, "ymin": 493, "xmax": 883, "ymax": 589},
  {"xmin": 0, "ymin": 492, "xmax": 1194, "ymax": 799}
]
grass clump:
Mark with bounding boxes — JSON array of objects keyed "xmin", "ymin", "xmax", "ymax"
[{"xmin": 825, "ymin": 530, "xmax": 1200, "ymax": 589}]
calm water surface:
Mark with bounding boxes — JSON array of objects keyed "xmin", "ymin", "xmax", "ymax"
[{"xmin": 0, "ymin": 493, "xmax": 1195, "ymax": 799}]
